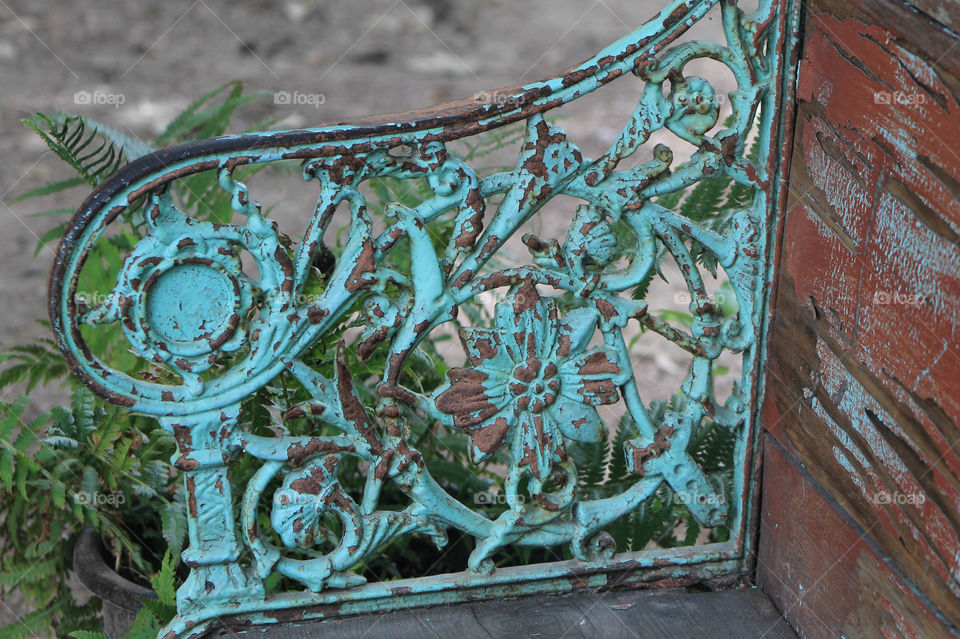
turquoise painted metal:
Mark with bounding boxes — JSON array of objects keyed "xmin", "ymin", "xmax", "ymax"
[{"xmin": 48, "ymin": 0, "xmax": 800, "ymax": 636}]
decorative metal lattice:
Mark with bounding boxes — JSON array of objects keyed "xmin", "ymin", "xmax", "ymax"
[{"xmin": 49, "ymin": 0, "xmax": 799, "ymax": 636}]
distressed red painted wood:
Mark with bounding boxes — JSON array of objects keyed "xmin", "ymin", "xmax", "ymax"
[
  {"xmin": 760, "ymin": 0, "xmax": 960, "ymax": 634},
  {"xmin": 759, "ymin": 438, "xmax": 955, "ymax": 637}
]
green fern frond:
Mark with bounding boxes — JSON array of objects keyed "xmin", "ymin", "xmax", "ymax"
[
  {"xmin": 678, "ymin": 172, "xmax": 732, "ymax": 222},
  {"xmin": 13, "ymin": 177, "xmax": 86, "ymax": 202},
  {"xmin": 0, "ymin": 397, "xmax": 28, "ymax": 443},
  {"xmin": 151, "ymin": 550, "xmax": 178, "ymax": 607},
  {"xmin": 631, "ymin": 485, "xmax": 675, "ymax": 550},
  {"xmin": 566, "ymin": 421, "xmax": 611, "ymax": 497},
  {"xmin": 631, "ymin": 266, "xmax": 656, "ymax": 301},
  {"xmin": 157, "ymin": 81, "xmax": 265, "ymax": 145},
  {"xmin": 0, "ymin": 342, "xmax": 68, "ymax": 391},
  {"xmin": 0, "ymin": 606, "xmax": 59, "ymax": 639},
  {"xmin": 22, "ymin": 114, "xmax": 126, "ymax": 187},
  {"xmin": 160, "ymin": 492, "xmax": 188, "ymax": 558},
  {"xmin": 690, "ymin": 422, "xmax": 736, "ymax": 473},
  {"xmin": 0, "ymin": 558, "xmax": 59, "ymax": 587}
]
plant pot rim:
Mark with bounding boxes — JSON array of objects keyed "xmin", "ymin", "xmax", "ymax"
[{"xmin": 73, "ymin": 527, "xmax": 156, "ymax": 612}]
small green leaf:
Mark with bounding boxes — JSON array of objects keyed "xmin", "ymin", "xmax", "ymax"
[
  {"xmin": 658, "ymin": 310, "xmax": 694, "ymax": 327},
  {"xmin": 150, "ymin": 549, "xmax": 177, "ymax": 606}
]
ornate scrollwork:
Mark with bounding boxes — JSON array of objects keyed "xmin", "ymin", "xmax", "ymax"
[{"xmin": 48, "ymin": 0, "xmax": 797, "ymax": 635}]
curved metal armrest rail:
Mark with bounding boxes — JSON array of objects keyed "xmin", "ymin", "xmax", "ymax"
[{"xmin": 47, "ymin": 0, "xmax": 800, "ymax": 637}]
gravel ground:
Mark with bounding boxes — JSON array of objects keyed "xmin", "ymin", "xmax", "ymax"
[{"xmin": 0, "ymin": 0, "xmax": 738, "ymax": 628}]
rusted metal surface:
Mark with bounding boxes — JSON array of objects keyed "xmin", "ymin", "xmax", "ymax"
[
  {"xmin": 47, "ymin": 0, "xmax": 800, "ymax": 636},
  {"xmin": 761, "ymin": 0, "xmax": 960, "ymax": 633}
]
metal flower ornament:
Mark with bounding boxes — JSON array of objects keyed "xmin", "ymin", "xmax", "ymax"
[
  {"xmin": 436, "ymin": 279, "xmax": 629, "ymax": 480},
  {"xmin": 48, "ymin": 0, "xmax": 799, "ymax": 636}
]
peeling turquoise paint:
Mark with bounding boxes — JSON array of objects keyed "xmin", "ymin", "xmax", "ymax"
[{"xmin": 47, "ymin": 0, "xmax": 800, "ymax": 636}]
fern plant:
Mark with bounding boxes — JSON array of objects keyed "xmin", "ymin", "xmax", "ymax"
[
  {"xmin": 567, "ymin": 406, "xmax": 737, "ymax": 554},
  {"xmin": 0, "ymin": 388, "xmax": 180, "ymax": 639},
  {"xmin": 21, "ymin": 115, "xmax": 126, "ymax": 187},
  {"xmin": 0, "ymin": 82, "xmax": 271, "ymax": 639}
]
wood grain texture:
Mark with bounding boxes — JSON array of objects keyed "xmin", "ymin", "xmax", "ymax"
[
  {"xmin": 205, "ymin": 589, "xmax": 797, "ymax": 638},
  {"xmin": 758, "ymin": 437, "xmax": 957, "ymax": 638},
  {"xmin": 889, "ymin": 0, "xmax": 960, "ymax": 35},
  {"xmin": 823, "ymin": 0, "xmax": 960, "ymax": 79},
  {"xmin": 761, "ymin": 0, "xmax": 960, "ymax": 634}
]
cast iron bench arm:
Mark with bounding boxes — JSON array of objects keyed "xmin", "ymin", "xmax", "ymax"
[{"xmin": 47, "ymin": 0, "xmax": 799, "ymax": 636}]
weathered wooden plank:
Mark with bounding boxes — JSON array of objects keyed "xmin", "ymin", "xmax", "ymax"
[
  {"xmin": 761, "ymin": 0, "xmax": 960, "ymax": 632},
  {"xmin": 822, "ymin": 0, "xmax": 960, "ymax": 79},
  {"xmin": 763, "ymin": 266, "xmax": 960, "ymax": 626},
  {"xmin": 758, "ymin": 438, "xmax": 957, "ymax": 638},
  {"xmin": 900, "ymin": 0, "xmax": 960, "ymax": 34},
  {"xmin": 206, "ymin": 589, "xmax": 797, "ymax": 638}
]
